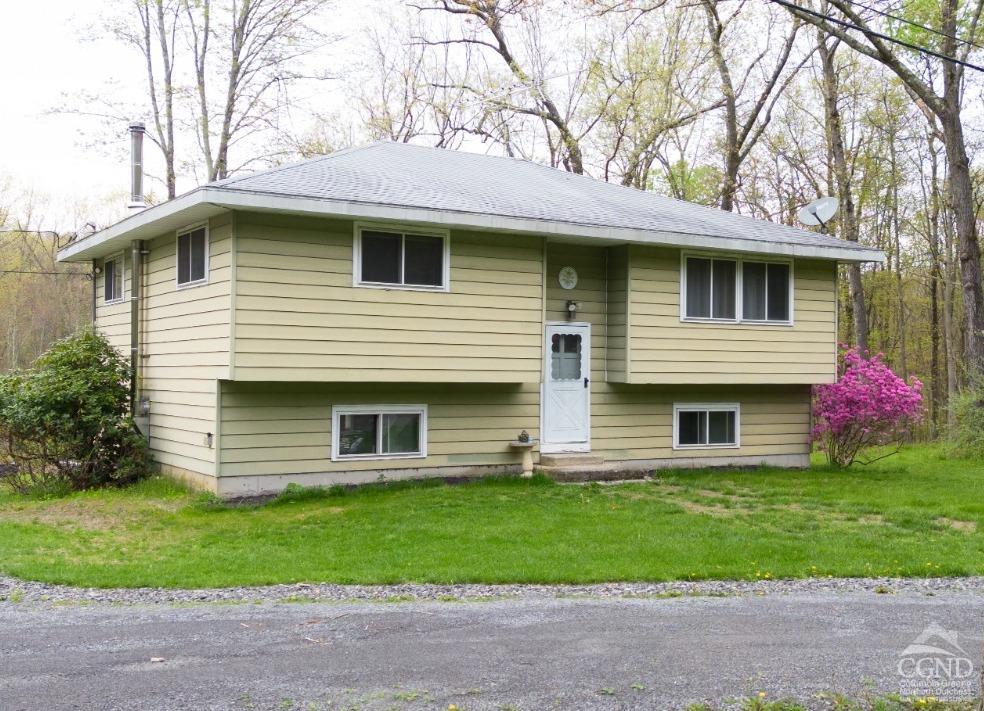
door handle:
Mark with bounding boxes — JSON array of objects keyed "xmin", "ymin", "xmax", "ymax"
[{"xmin": 584, "ymin": 377, "xmax": 590, "ymax": 388}]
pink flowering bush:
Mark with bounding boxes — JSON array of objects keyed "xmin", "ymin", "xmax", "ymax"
[{"xmin": 812, "ymin": 347, "xmax": 923, "ymax": 467}]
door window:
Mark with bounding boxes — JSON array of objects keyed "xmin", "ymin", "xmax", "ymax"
[{"xmin": 551, "ymin": 333, "xmax": 582, "ymax": 380}]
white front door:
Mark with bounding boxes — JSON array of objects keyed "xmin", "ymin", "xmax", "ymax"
[{"xmin": 542, "ymin": 323, "xmax": 590, "ymax": 453}]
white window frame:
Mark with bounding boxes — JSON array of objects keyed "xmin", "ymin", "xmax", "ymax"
[
  {"xmin": 103, "ymin": 251, "xmax": 125, "ymax": 305},
  {"xmin": 672, "ymin": 402, "xmax": 741, "ymax": 450},
  {"xmin": 175, "ymin": 222, "xmax": 210, "ymax": 290},
  {"xmin": 353, "ymin": 222, "xmax": 451, "ymax": 292},
  {"xmin": 680, "ymin": 251, "xmax": 794, "ymax": 326},
  {"xmin": 331, "ymin": 404, "xmax": 428, "ymax": 462}
]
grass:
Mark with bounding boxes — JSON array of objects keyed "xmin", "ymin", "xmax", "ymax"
[{"xmin": 0, "ymin": 445, "xmax": 981, "ymax": 588}]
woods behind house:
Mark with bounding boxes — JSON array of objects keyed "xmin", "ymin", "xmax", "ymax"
[{"xmin": 3, "ymin": 0, "xmax": 983, "ymax": 439}]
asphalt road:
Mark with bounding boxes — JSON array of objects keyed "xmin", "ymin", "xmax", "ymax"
[{"xmin": 1, "ymin": 592, "xmax": 981, "ymax": 710}]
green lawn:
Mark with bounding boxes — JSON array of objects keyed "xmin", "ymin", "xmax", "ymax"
[{"xmin": 0, "ymin": 445, "xmax": 982, "ymax": 588}]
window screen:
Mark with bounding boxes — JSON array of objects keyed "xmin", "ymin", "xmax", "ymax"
[
  {"xmin": 359, "ymin": 229, "xmax": 445, "ymax": 288},
  {"xmin": 177, "ymin": 227, "xmax": 207, "ymax": 285},
  {"xmin": 403, "ymin": 235, "xmax": 444, "ymax": 286},
  {"xmin": 361, "ymin": 231, "xmax": 402, "ymax": 284}
]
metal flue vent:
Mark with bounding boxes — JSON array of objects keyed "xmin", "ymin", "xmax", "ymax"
[{"xmin": 128, "ymin": 122, "xmax": 146, "ymax": 210}]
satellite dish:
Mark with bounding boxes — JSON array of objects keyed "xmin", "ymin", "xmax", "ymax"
[{"xmin": 797, "ymin": 197, "xmax": 839, "ymax": 230}]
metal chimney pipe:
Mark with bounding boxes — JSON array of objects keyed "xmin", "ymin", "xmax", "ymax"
[{"xmin": 128, "ymin": 122, "xmax": 146, "ymax": 210}]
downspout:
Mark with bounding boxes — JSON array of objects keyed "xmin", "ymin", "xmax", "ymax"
[
  {"xmin": 126, "ymin": 121, "xmax": 148, "ymax": 426},
  {"xmin": 130, "ymin": 240, "xmax": 143, "ymax": 419},
  {"xmin": 91, "ymin": 259, "xmax": 97, "ymax": 323}
]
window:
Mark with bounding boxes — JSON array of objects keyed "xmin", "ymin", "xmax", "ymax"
[
  {"xmin": 673, "ymin": 404, "xmax": 740, "ymax": 449},
  {"xmin": 550, "ymin": 333, "xmax": 583, "ymax": 380},
  {"xmin": 742, "ymin": 261, "xmax": 790, "ymax": 322},
  {"xmin": 682, "ymin": 254, "xmax": 792, "ymax": 324},
  {"xmin": 104, "ymin": 254, "xmax": 124, "ymax": 303},
  {"xmin": 331, "ymin": 405, "xmax": 427, "ymax": 461},
  {"xmin": 176, "ymin": 225, "xmax": 208, "ymax": 287},
  {"xmin": 684, "ymin": 257, "xmax": 736, "ymax": 320},
  {"xmin": 356, "ymin": 226, "xmax": 448, "ymax": 290}
]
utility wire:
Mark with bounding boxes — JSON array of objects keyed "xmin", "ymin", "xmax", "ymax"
[
  {"xmin": 769, "ymin": 0, "xmax": 984, "ymax": 72},
  {"xmin": 0, "ymin": 270, "xmax": 91, "ymax": 276},
  {"xmin": 844, "ymin": 0, "xmax": 984, "ymax": 53}
]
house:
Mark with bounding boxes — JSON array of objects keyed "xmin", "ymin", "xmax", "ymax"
[{"xmin": 57, "ymin": 141, "xmax": 883, "ymax": 496}]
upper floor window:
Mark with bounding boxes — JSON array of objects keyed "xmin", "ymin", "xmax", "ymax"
[
  {"xmin": 355, "ymin": 225, "xmax": 449, "ymax": 291},
  {"xmin": 682, "ymin": 254, "xmax": 792, "ymax": 324},
  {"xmin": 684, "ymin": 257, "xmax": 736, "ymax": 320},
  {"xmin": 176, "ymin": 225, "xmax": 208, "ymax": 288},
  {"xmin": 104, "ymin": 253, "xmax": 124, "ymax": 303},
  {"xmin": 742, "ymin": 261, "xmax": 790, "ymax": 322}
]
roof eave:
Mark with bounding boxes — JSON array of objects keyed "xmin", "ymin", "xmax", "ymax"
[{"xmin": 58, "ymin": 187, "xmax": 886, "ymax": 264}]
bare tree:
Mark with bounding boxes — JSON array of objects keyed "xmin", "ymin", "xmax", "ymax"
[
  {"xmin": 184, "ymin": 0, "xmax": 326, "ymax": 181},
  {"xmin": 420, "ymin": 0, "xmax": 588, "ymax": 174},
  {"xmin": 701, "ymin": 0, "xmax": 809, "ymax": 212},
  {"xmin": 781, "ymin": 0, "xmax": 984, "ymax": 377}
]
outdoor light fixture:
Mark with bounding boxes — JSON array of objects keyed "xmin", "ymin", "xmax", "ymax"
[
  {"xmin": 566, "ymin": 300, "xmax": 578, "ymax": 318},
  {"xmin": 204, "ymin": 432, "xmax": 214, "ymax": 448},
  {"xmin": 138, "ymin": 397, "xmax": 151, "ymax": 416}
]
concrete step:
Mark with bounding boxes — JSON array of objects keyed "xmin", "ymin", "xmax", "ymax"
[
  {"xmin": 538, "ymin": 462, "xmax": 650, "ymax": 483},
  {"xmin": 539, "ymin": 453, "xmax": 605, "ymax": 467}
]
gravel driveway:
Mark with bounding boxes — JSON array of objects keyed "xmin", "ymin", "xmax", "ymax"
[{"xmin": 1, "ymin": 584, "xmax": 982, "ymax": 710}]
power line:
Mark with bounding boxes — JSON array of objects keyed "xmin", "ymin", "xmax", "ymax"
[
  {"xmin": 769, "ymin": 0, "xmax": 984, "ymax": 72},
  {"xmin": 0, "ymin": 270, "xmax": 91, "ymax": 276},
  {"xmin": 845, "ymin": 0, "xmax": 984, "ymax": 53}
]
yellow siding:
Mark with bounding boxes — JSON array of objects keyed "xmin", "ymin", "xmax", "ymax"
[
  {"xmin": 218, "ymin": 382, "xmax": 540, "ymax": 477},
  {"xmin": 606, "ymin": 245, "xmax": 629, "ymax": 382},
  {"xmin": 627, "ymin": 246, "xmax": 837, "ymax": 384},
  {"xmin": 544, "ymin": 245, "xmax": 811, "ymax": 465},
  {"xmin": 232, "ymin": 213, "xmax": 544, "ymax": 382},
  {"xmin": 94, "ymin": 215, "xmax": 232, "ymax": 478},
  {"xmin": 93, "ymin": 251, "xmax": 132, "ymax": 354},
  {"xmin": 592, "ymin": 384, "xmax": 812, "ymax": 462}
]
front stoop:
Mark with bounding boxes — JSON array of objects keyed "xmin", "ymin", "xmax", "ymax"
[{"xmin": 537, "ymin": 453, "xmax": 647, "ymax": 482}]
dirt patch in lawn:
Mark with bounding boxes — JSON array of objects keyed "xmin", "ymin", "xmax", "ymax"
[
  {"xmin": 0, "ymin": 497, "xmax": 183, "ymax": 531},
  {"xmin": 937, "ymin": 517, "xmax": 977, "ymax": 534}
]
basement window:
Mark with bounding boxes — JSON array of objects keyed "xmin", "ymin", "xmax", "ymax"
[
  {"xmin": 176, "ymin": 225, "xmax": 208, "ymax": 287},
  {"xmin": 104, "ymin": 253, "xmax": 124, "ymax": 304},
  {"xmin": 355, "ymin": 225, "xmax": 449, "ymax": 291},
  {"xmin": 331, "ymin": 405, "xmax": 428, "ymax": 461},
  {"xmin": 673, "ymin": 404, "xmax": 740, "ymax": 449}
]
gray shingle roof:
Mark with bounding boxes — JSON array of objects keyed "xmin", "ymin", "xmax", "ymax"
[{"xmin": 212, "ymin": 141, "xmax": 870, "ymax": 256}]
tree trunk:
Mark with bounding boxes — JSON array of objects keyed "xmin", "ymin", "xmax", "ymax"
[
  {"xmin": 818, "ymin": 37, "xmax": 868, "ymax": 351},
  {"xmin": 940, "ymin": 106, "xmax": 984, "ymax": 377}
]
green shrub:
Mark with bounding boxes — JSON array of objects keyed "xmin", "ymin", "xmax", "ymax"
[
  {"xmin": 0, "ymin": 328, "xmax": 150, "ymax": 494},
  {"xmin": 947, "ymin": 378, "xmax": 984, "ymax": 460}
]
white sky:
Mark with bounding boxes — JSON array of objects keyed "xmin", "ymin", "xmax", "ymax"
[
  {"xmin": 0, "ymin": 0, "xmax": 373, "ymax": 231},
  {"xmin": 0, "ymin": 1, "xmax": 139, "ymax": 228}
]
